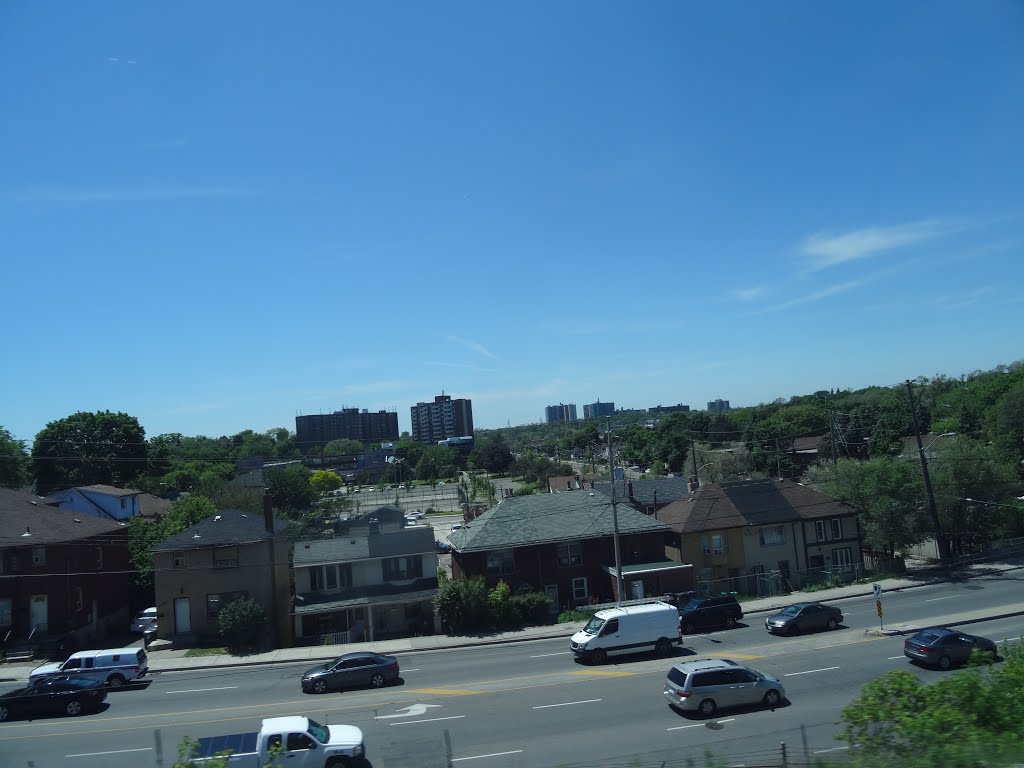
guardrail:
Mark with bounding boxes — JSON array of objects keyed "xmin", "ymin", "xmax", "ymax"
[{"xmin": 319, "ymin": 630, "xmax": 350, "ymax": 646}]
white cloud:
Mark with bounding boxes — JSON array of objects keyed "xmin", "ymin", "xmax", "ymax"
[
  {"xmin": 750, "ymin": 277, "xmax": 873, "ymax": 315},
  {"xmin": 732, "ymin": 286, "xmax": 766, "ymax": 301},
  {"xmin": 446, "ymin": 335, "xmax": 496, "ymax": 359},
  {"xmin": 801, "ymin": 219, "xmax": 957, "ymax": 271}
]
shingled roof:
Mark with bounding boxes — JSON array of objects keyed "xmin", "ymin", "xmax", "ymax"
[
  {"xmin": 591, "ymin": 477, "xmax": 694, "ymax": 507},
  {"xmin": 0, "ymin": 488, "xmax": 126, "ymax": 546},
  {"xmin": 656, "ymin": 478, "xmax": 855, "ymax": 534},
  {"xmin": 449, "ymin": 490, "xmax": 668, "ymax": 553},
  {"xmin": 151, "ymin": 508, "xmax": 288, "ymax": 552},
  {"xmin": 294, "ymin": 526, "xmax": 435, "ymax": 566}
]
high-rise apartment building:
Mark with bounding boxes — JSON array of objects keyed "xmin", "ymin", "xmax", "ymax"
[
  {"xmin": 583, "ymin": 400, "xmax": 615, "ymax": 419},
  {"xmin": 545, "ymin": 403, "xmax": 578, "ymax": 423},
  {"xmin": 707, "ymin": 399, "xmax": 731, "ymax": 413},
  {"xmin": 410, "ymin": 394, "xmax": 474, "ymax": 445},
  {"xmin": 295, "ymin": 408, "xmax": 399, "ymax": 449}
]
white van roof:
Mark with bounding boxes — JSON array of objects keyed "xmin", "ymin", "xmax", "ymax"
[{"xmin": 593, "ymin": 601, "xmax": 675, "ymax": 620}]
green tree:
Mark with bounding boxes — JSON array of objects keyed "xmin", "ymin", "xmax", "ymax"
[
  {"xmin": 322, "ymin": 438, "xmax": 365, "ymax": 457},
  {"xmin": 31, "ymin": 411, "xmax": 148, "ymax": 495},
  {"xmin": 218, "ymin": 595, "xmax": 268, "ymax": 652},
  {"xmin": 0, "ymin": 426, "xmax": 29, "ymax": 489},
  {"xmin": 435, "ymin": 573, "xmax": 490, "ymax": 632},
  {"xmin": 309, "ymin": 469, "xmax": 342, "ymax": 497},
  {"xmin": 470, "ymin": 434, "xmax": 514, "ymax": 474},
  {"xmin": 263, "ymin": 464, "xmax": 316, "ymax": 513},
  {"xmin": 128, "ymin": 495, "xmax": 218, "ymax": 590}
]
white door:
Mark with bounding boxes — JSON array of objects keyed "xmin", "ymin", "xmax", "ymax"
[
  {"xmin": 30, "ymin": 594, "xmax": 48, "ymax": 632},
  {"xmin": 174, "ymin": 597, "xmax": 191, "ymax": 634}
]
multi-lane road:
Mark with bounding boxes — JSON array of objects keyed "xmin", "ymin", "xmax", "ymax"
[{"xmin": 2, "ymin": 569, "xmax": 1023, "ymax": 768}]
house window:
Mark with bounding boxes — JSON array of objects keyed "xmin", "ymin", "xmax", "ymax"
[
  {"xmin": 0, "ymin": 597, "xmax": 11, "ymax": 626},
  {"xmin": 310, "ymin": 566, "xmax": 323, "ymax": 591},
  {"xmin": 173, "ymin": 551, "xmax": 185, "ymax": 569},
  {"xmin": 815, "ymin": 520, "xmax": 827, "ymax": 542},
  {"xmin": 701, "ymin": 534, "xmax": 726, "ymax": 553},
  {"xmin": 759, "ymin": 526, "xmax": 786, "ymax": 546},
  {"xmin": 833, "ymin": 547, "xmax": 853, "ymax": 571},
  {"xmin": 120, "ymin": 498, "xmax": 126, "ymax": 510},
  {"xmin": 9, "ymin": 555, "xmax": 19, "ymax": 572},
  {"xmin": 206, "ymin": 591, "xmax": 249, "ymax": 619},
  {"xmin": 486, "ymin": 549, "xmax": 516, "ymax": 575},
  {"xmin": 73, "ymin": 586, "xmax": 83, "ymax": 611},
  {"xmin": 213, "ymin": 546, "xmax": 239, "ymax": 569},
  {"xmin": 383, "ymin": 556, "xmax": 423, "ymax": 581},
  {"xmin": 32, "ymin": 546, "xmax": 46, "ymax": 567},
  {"xmin": 572, "ymin": 577, "xmax": 588, "ymax": 601},
  {"xmin": 96, "ymin": 547, "xmax": 103, "ymax": 569},
  {"xmin": 556, "ymin": 542, "xmax": 582, "ymax": 567},
  {"xmin": 830, "ymin": 518, "xmax": 843, "ymax": 540}
]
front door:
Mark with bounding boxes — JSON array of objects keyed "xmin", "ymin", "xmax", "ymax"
[
  {"xmin": 174, "ymin": 597, "xmax": 191, "ymax": 634},
  {"xmin": 30, "ymin": 594, "xmax": 48, "ymax": 632},
  {"xmin": 544, "ymin": 584, "xmax": 558, "ymax": 616}
]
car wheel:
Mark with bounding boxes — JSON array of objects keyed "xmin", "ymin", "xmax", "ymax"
[
  {"xmin": 698, "ymin": 698, "xmax": 717, "ymax": 717},
  {"xmin": 826, "ymin": 617, "xmax": 838, "ymax": 631},
  {"xmin": 0, "ymin": 705, "xmax": 8, "ymax": 722},
  {"xmin": 655, "ymin": 639, "xmax": 672, "ymax": 657},
  {"xmin": 369, "ymin": 673, "xmax": 386, "ymax": 688},
  {"xmin": 313, "ymin": 679, "xmax": 328, "ymax": 694},
  {"xmin": 937, "ymin": 655, "xmax": 952, "ymax": 671},
  {"xmin": 763, "ymin": 690, "xmax": 782, "ymax": 709},
  {"xmin": 325, "ymin": 758, "xmax": 351, "ymax": 768},
  {"xmin": 681, "ymin": 622, "xmax": 696, "ymax": 635},
  {"xmin": 591, "ymin": 648, "xmax": 607, "ymax": 665},
  {"xmin": 987, "ymin": 649, "xmax": 999, "ymax": 662},
  {"xmin": 65, "ymin": 699, "xmax": 83, "ymax": 717},
  {"xmin": 725, "ymin": 616, "xmax": 737, "ymax": 629},
  {"xmin": 107, "ymin": 674, "xmax": 125, "ymax": 689}
]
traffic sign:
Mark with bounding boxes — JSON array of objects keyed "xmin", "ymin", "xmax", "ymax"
[
  {"xmin": 872, "ymin": 583, "xmax": 883, "ymax": 599},
  {"xmin": 876, "ymin": 600, "xmax": 883, "ymax": 618}
]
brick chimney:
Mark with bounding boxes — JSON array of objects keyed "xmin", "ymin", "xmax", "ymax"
[{"xmin": 263, "ymin": 493, "xmax": 274, "ymax": 534}]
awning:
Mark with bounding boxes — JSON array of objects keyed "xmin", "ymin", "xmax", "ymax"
[{"xmin": 602, "ymin": 561, "xmax": 693, "ymax": 578}]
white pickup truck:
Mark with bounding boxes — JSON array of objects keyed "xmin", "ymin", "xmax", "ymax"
[{"xmin": 190, "ymin": 716, "xmax": 364, "ymax": 767}]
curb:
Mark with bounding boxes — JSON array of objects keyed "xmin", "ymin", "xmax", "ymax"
[{"xmin": 862, "ymin": 606, "xmax": 1024, "ymax": 638}]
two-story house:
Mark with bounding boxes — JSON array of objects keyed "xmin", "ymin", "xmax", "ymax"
[
  {"xmin": 151, "ymin": 500, "xmax": 291, "ymax": 648},
  {"xmin": 292, "ymin": 506, "xmax": 438, "ymax": 645},
  {"xmin": 47, "ymin": 484, "xmax": 142, "ymax": 521},
  {"xmin": 449, "ymin": 491, "xmax": 691, "ymax": 612},
  {"xmin": 591, "ymin": 477, "xmax": 695, "ymax": 517},
  {"xmin": 0, "ymin": 488, "xmax": 133, "ymax": 653},
  {"xmin": 657, "ymin": 478, "xmax": 864, "ymax": 594}
]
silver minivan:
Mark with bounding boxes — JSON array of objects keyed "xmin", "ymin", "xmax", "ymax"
[
  {"xmin": 663, "ymin": 658, "xmax": 785, "ymax": 717},
  {"xmin": 30, "ymin": 647, "xmax": 149, "ymax": 688}
]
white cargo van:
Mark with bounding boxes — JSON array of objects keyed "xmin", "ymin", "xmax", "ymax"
[
  {"xmin": 30, "ymin": 647, "xmax": 149, "ymax": 687},
  {"xmin": 569, "ymin": 602, "xmax": 680, "ymax": 664}
]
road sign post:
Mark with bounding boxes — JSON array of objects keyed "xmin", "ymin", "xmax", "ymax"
[{"xmin": 873, "ymin": 584, "xmax": 883, "ymax": 629}]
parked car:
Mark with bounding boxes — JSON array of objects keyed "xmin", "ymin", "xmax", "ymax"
[
  {"xmin": 450, "ymin": 523, "xmax": 463, "ymax": 532},
  {"xmin": 0, "ymin": 678, "xmax": 108, "ymax": 721},
  {"xmin": 130, "ymin": 607, "xmax": 157, "ymax": 633},
  {"xmin": 30, "ymin": 647, "xmax": 148, "ymax": 687},
  {"xmin": 406, "ymin": 510, "xmax": 425, "ymax": 520},
  {"xmin": 678, "ymin": 595, "xmax": 743, "ymax": 634},
  {"xmin": 764, "ymin": 602, "xmax": 843, "ymax": 635},
  {"xmin": 435, "ymin": 539, "xmax": 452, "ymax": 554},
  {"xmin": 903, "ymin": 628, "xmax": 998, "ymax": 670},
  {"xmin": 301, "ymin": 652, "xmax": 400, "ymax": 694},
  {"xmin": 663, "ymin": 658, "xmax": 785, "ymax": 717}
]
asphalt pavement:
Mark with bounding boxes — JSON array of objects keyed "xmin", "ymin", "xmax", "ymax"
[{"xmin": 4, "ymin": 557, "xmax": 1020, "ymax": 682}]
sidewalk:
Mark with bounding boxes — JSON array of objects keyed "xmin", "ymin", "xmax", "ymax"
[{"xmin": 3, "ymin": 558, "xmax": 1022, "ymax": 682}]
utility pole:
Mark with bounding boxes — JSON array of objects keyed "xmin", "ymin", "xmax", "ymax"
[
  {"xmin": 829, "ymin": 410, "xmax": 839, "ymax": 464},
  {"xmin": 690, "ymin": 439, "xmax": 700, "ymax": 488},
  {"xmin": 905, "ymin": 380, "xmax": 950, "ymax": 565},
  {"xmin": 607, "ymin": 418, "xmax": 624, "ymax": 606}
]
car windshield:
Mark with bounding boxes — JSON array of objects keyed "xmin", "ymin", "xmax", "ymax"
[
  {"xmin": 914, "ymin": 631, "xmax": 942, "ymax": 644},
  {"xmin": 306, "ymin": 718, "xmax": 330, "ymax": 744},
  {"xmin": 682, "ymin": 599, "xmax": 703, "ymax": 611},
  {"xmin": 780, "ymin": 606, "xmax": 801, "ymax": 616},
  {"xmin": 582, "ymin": 616, "xmax": 605, "ymax": 635}
]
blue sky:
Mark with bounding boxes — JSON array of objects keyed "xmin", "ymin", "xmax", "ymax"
[{"xmin": 2, "ymin": 1, "xmax": 1023, "ymax": 443}]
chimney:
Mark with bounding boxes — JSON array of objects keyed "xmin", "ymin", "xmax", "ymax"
[
  {"xmin": 627, "ymin": 481, "xmax": 633, "ymax": 499},
  {"xmin": 263, "ymin": 493, "xmax": 274, "ymax": 534}
]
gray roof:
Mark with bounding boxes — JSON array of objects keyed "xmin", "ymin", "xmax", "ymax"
[
  {"xmin": 449, "ymin": 491, "xmax": 669, "ymax": 553},
  {"xmin": 590, "ymin": 477, "xmax": 693, "ymax": 507},
  {"xmin": 152, "ymin": 509, "xmax": 288, "ymax": 551},
  {"xmin": 0, "ymin": 488, "xmax": 127, "ymax": 546},
  {"xmin": 294, "ymin": 526, "xmax": 435, "ymax": 566}
]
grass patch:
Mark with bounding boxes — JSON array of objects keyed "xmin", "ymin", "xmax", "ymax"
[
  {"xmin": 558, "ymin": 608, "xmax": 597, "ymax": 623},
  {"xmin": 184, "ymin": 646, "xmax": 227, "ymax": 657}
]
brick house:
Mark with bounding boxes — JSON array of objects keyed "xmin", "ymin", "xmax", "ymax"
[
  {"xmin": 151, "ymin": 500, "xmax": 291, "ymax": 648},
  {"xmin": 449, "ymin": 492, "xmax": 691, "ymax": 612},
  {"xmin": 0, "ymin": 488, "xmax": 133, "ymax": 653},
  {"xmin": 292, "ymin": 506, "xmax": 438, "ymax": 645}
]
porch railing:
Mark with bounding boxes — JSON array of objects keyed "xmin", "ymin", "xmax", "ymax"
[{"xmin": 320, "ymin": 630, "xmax": 350, "ymax": 646}]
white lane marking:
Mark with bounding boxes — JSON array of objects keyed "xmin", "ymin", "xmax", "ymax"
[
  {"xmin": 67, "ymin": 748, "xmax": 153, "ymax": 758},
  {"xmin": 453, "ymin": 750, "xmax": 525, "ymax": 762},
  {"xmin": 814, "ymin": 746, "xmax": 850, "ymax": 754},
  {"xmin": 165, "ymin": 686, "xmax": 238, "ymax": 694},
  {"xmin": 533, "ymin": 698, "xmax": 601, "ymax": 709},
  {"xmin": 784, "ymin": 666, "xmax": 839, "ymax": 677},
  {"xmin": 667, "ymin": 718, "xmax": 735, "ymax": 731},
  {"xmin": 530, "ymin": 651, "xmax": 571, "ymax": 658},
  {"xmin": 389, "ymin": 715, "xmax": 466, "ymax": 726},
  {"xmin": 402, "ymin": 668, "xmax": 420, "ymax": 672},
  {"xmin": 925, "ymin": 596, "xmax": 956, "ymax": 602},
  {"xmin": 888, "ymin": 656, "xmax": 905, "ymax": 660}
]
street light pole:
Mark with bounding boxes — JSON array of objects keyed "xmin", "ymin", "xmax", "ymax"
[
  {"xmin": 905, "ymin": 380, "xmax": 950, "ymax": 564},
  {"xmin": 607, "ymin": 418, "xmax": 624, "ymax": 606}
]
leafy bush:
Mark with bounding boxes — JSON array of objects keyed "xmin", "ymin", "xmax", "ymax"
[
  {"xmin": 558, "ymin": 608, "xmax": 597, "ymax": 623},
  {"xmin": 217, "ymin": 596, "xmax": 267, "ymax": 652},
  {"xmin": 435, "ymin": 575, "xmax": 490, "ymax": 632},
  {"xmin": 510, "ymin": 592, "xmax": 553, "ymax": 625},
  {"xmin": 488, "ymin": 580, "xmax": 517, "ymax": 629}
]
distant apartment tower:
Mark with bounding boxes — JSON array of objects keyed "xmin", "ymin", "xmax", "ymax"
[
  {"xmin": 649, "ymin": 403, "xmax": 690, "ymax": 414},
  {"xmin": 296, "ymin": 408, "xmax": 399, "ymax": 449},
  {"xmin": 410, "ymin": 394, "xmax": 474, "ymax": 445},
  {"xmin": 583, "ymin": 400, "xmax": 615, "ymax": 419},
  {"xmin": 545, "ymin": 403, "xmax": 577, "ymax": 423},
  {"xmin": 707, "ymin": 399, "xmax": 731, "ymax": 413}
]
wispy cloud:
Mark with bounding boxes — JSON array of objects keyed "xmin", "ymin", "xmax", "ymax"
[
  {"xmin": 931, "ymin": 286, "xmax": 994, "ymax": 309},
  {"xmin": 801, "ymin": 219, "xmax": 959, "ymax": 271},
  {"xmin": 732, "ymin": 286, "xmax": 766, "ymax": 301},
  {"xmin": 446, "ymin": 335, "xmax": 496, "ymax": 359},
  {"xmin": 749, "ymin": 277, "xmax": 873, "ymax": 315},
  {"xmin": 17, "ymin": 184, "xmax": 254, "ymax": 204}
]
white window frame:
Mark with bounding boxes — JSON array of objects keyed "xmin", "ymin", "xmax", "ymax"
[
  {"xmin": 815, "ymin": 520, "xmax": 827, "ymax": 542},
  {"xmin": 833, "ymin": 547, "xmax": 853, "ymax": 571},
  {"xmin": 556, "ymin": 542, "xmax": 582, "ymax": 568},
  {"xmin": 759, "ymin": 526, "xmax": 786, "ymax": 546},
  {"xmin": 572, "ymin": 577, "xmax": 588, "ymax": 601},
  {"xmin": 830, "ymin": 518, "xmax": 843, "ymax": 540},
  {"xmin": 711, "ymin": 533, "xmax": 727, "ymax": 554}
]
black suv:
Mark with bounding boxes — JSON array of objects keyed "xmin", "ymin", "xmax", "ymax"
[{"xmin": 678, "ymin": 595, "xmax": 743, "ymax": 634}]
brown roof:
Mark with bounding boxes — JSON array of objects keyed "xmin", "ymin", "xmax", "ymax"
[
  {"xmin": 138, "ymin": 493, "xmax": 173, "ymax": 519},
  {"xmin": 77, "ymin": 484, "xmax": 140, "ymax": 497},
  {"xmin": 0, "ymin": 488, "xmax": 128, "ymax": 546},
  {"xmin": 656, "ymin": 478, "xmax": 855, "ymax": 534}
]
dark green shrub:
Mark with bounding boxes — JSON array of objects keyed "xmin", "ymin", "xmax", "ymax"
[
  {"xmin": 511, "ymin": 592, "xmax": 554, "ymax": 625},
  {"xmin": 217, "ymin": 596, "xmax": 267, "ymax": 651}
]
